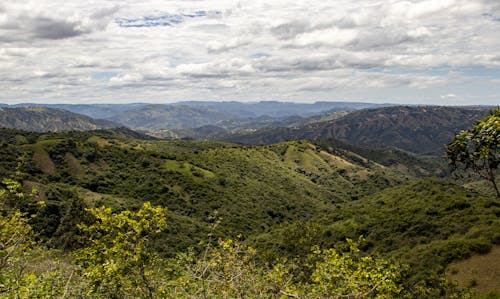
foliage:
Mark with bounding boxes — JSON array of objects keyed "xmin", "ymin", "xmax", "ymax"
[
  {"xmin": 0, "ymin": 129, "xmax": 411, "ymax": 255},
  {"xmin": 0, "ymin": 210, "xmax": 35, "ymax": 295},
  {"xmin": 0, "ymin": 128, "xmax": 498, "ymax": 295},
  {"xmin": 168, "ymin": 238, "xmax": 278, "ymax": 298},
  {"xmin": 75, "ymin": 202, "xmax": 167, "ymax": 299},
  {"xmin": 166, "ymin": 237, "xmax": 411, "ymax": 299},
  {"xmin": 303, "ymin": 237, "xmax": 405, "ymax": 298},
  {"xmin": 254, "ymin": 178, "xmax": 500, "ymax": 288},
  {"xmin": 447, "ymin": 108, "xmax": 500, "ymax": 197},
  {"xmin": 0, "ymin": 178, "xmax": 75, "ymax": 298}
]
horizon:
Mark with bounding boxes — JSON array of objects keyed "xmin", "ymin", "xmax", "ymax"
[
  {"xmin": 0, "ymin": 99, "xmax": 498, "ymax": 107},
  {"xmin": 1, "ymin": 1, "xmax": 499, "ymax": 105}
]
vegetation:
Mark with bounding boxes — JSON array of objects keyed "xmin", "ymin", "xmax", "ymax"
[
  {"xmin": 447, "ymin": 108, "xmax": 500, "ymax": 197},
  {"xmin": 220, "ymin": 106, "xmax": 489, "ymax": 155},
  {"xmin": 0, "ymin": 185, "xmax": 472, "ymax": 298},
  {"xmin": 0, "ymin": 120, "xmax": 499, "ymax": 297}
]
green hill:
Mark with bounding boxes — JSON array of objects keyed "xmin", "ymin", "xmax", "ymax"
[
  {"xmin": 0, "ymin": 129, "xmax": 408, "ymax": 254},
  {"xmin": 220, "ymin": 106, "xmax": 490, "ymax": 155},
  {"xmin": 0, "ymin": 128, "xmax": 498, "ymax": 296},
  {"xmin": 253, "ymin": 178, "xmax": 500, "ymax": 289}
]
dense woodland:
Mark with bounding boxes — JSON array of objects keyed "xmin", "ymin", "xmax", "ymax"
[{"xmin": 0, "ymin": 108, "xmax": 499, "ymax": 298}]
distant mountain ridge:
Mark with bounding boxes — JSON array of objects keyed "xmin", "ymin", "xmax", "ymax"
[
  {"xmin": 219, "ymin": 106, "xmax": 491, "ymax": 155},
  {"xmin": 0, "ymin": 107, "xmax": 118, "ymax": 132},
  {"xmin": 3, "ymin": 101, "xmax": 388, "ymax": 130},
  {"xmin": 106, "ymin": 105, "xmax": 239, "ymax": 130}
]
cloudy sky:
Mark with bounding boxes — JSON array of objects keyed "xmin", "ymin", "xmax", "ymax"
[{"xmin": 1, "ymin": 0, "xmax": 499, "ymax": 105}]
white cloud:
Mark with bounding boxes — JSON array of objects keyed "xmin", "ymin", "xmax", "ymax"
[{"xmin": 0, "ymin": 0, "xmax": 498, "ymax": 104}]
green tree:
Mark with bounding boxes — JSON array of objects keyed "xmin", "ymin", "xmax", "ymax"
[
  {"xmin": 447, "ymin": 108, "xmax": 500, "ymax": 197},
  {"xmin": 76, "ymin": 202, "xmax": 167, "ymax": 299},
  {"xmin": 303, "ymin": 238, "xmax": 405, "ymax": 299},
  {"xmin": 0, "ymin": 178, "xmax": 74, "ymax": 298}
]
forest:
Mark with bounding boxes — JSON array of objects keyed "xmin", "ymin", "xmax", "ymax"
[{"xmin": 0, "ymin": 109, "xmax": 499, "ymax": 298}]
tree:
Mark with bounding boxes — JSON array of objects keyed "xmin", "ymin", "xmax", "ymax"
[
  {"xmin": 446, "ymin": 108, "xmax": 500, "ymax": 197},
  {"xmin": 0, "ymin": 178, "xmax": 75, "ymax": 298},
  {"xmin": 75, "ymin": 202, "xmax": 167, "ymax": 299}
]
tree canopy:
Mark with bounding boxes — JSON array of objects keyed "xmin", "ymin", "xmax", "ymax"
[{"xmin": 447, "ymin": 108, "xmax": 500, "ymax": 197}]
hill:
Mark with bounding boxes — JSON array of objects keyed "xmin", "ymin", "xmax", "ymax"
[
  {"xmin": 220, "ymin": 106, "xmax": 490, "ymax": 155},
  {"xmin": 253, "ymin": 178, "xmax": 500, "ymax": 290},
  {"xmin": 10, "ymin": 103, "xmax": 149, "ymax": 119},
  {"xmin": 0, "ymin": 128, "xmax": 498, "ymax": 296},
  {"xmin": 0, "ymin": 129, "xmax": 410, "ymax": 254},
  {"xmin": 0, "ymin": 107, "xmax": 118, "ymax": 132}
]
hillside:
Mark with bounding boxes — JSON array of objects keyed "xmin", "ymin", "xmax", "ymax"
[
  {"xmin": 144, "ymin": 112, "xmax": 349, "ymax": 140},
  {"xmin": 0, "ymin": 107, "xmax": 118, "ymax": 132},
  {"xmin": 0, "ymin": 128, "xmax": 498, "ymax": 296},
  {"xmin": 220, "ymin": 106, "xmax": 490, "ymax": 155},
  {"xmin": 253, "ymin": 178, "xmax": 500, "ymax": 290},
  {"xmin": 0, "ymin": 129, "xmax": 411, "ymax": 253}
]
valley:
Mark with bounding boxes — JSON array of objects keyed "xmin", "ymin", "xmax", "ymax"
[{"xmin": 0, "ymin": 104, "xmax": 498, "ymax": 298}]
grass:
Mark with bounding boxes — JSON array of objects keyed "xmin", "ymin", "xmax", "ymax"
[
  {"xmin": 164, "ymin": 159, "xmax": 216, "ymax": 183},
  {"xmin": 87, "ymin": 135, "xmax": 109, "ymax": 146},
  {"xmin": 32, "ymin": 149, "xmax": 56, "ymax": 175},
  {"xmin": 447, "ymin": 246, "xmax": 500, "ymax": 297}
]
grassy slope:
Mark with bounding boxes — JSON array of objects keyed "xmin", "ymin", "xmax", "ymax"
[{"xmin": 447, "ymin": 246, "xmax": 500, "ymax": 297}]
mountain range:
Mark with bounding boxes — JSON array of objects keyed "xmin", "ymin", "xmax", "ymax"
[
  {"xmin": 4, "ymin": 101, "xmax": 385, "ymax": 130},
  {"xmin": 0, "ymin": 103, "xmax": 493, "ymax": 155},
  {"xmin": 218, "ymin": 106, "xmax": 490, "ymax": 155}
]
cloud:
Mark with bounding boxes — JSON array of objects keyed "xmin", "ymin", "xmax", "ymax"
[
  {"xmin": 441, "ymin": 93, "xmax": 458, "ymax": 99},
  {"xmin": 270, "ymin": 20, "xmax": 311, "ymax": 40},
  {"xmin": 207, "ymin": 38, "xmax": 250, "ymax": 53},
  {"xmin": 30, "ymin": 16, "xmax": 88, "ymax": 39},
  {"xmin": 0, "ymin": 2, "xmax": 118, "ymax": 42},
  {"xmin": 109, "ymin": 73, "xmax": 144, "ymax": 84},
  {"xmin": 176, "ymin": 58, "xmax": 255, "ymax": 77},
  {"xmin": 0, "ymin": 0, "xmax": 498, "ymax": 105}
]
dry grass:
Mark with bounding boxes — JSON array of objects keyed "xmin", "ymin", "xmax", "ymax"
[
  {"xmin": 32, "ymin": 149, "xmax": 56, "ymax": 175},
  {"xmin": 447, "ymin": 246, "xmax": 500, "ymax": 296},
  {"xmin": 319, "ymin": 150, "xmax": 358, "ymax": 170},
  {"xmin": 65, "ymin": 153, "xmax": 85, "ymax": 179}
]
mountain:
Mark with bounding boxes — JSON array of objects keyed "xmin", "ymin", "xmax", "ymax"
[
  {"xmin": 106, "ymin": 104, "xmax": 239, "ymax": 130},
  {"xmin": 143, "ymin": 112, "xmax": 349, "ymax": 140},
  {"xmin": 173, "ymin": 101, "xmax": 388, "ymax": 117},
  {"xmin": 10, "ymin": 103, "xmax": 148, "ymax": 119},
  {"xmin": 0, "ymin": 107, "xmax": 118, "ymax": 132},
  {"xmin": 2, "ymin": 101, "xmax": 388, "ymax": 131},
  {"xmin": 219, "ymin": 106, "xmax": 491, "ymax": 155}
]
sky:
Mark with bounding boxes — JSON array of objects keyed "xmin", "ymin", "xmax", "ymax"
[{"xmin": 0, "ymin": 0, "xmax": 499, "ymax": 105}]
